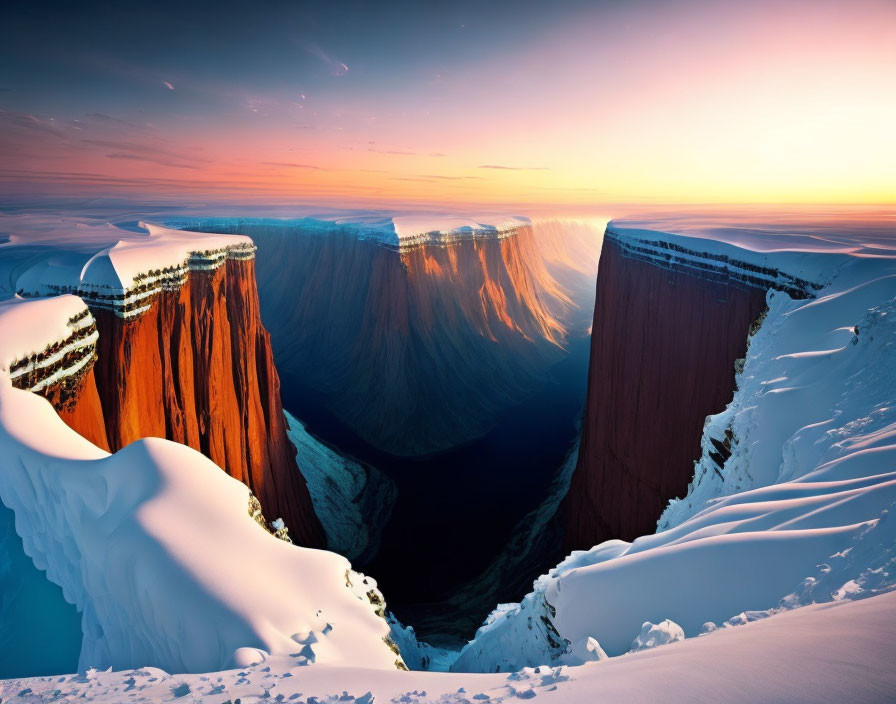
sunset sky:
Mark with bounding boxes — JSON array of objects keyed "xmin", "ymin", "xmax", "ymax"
[{"xmin": 1, "ymin": 0, "xmax": 894, "ymax": 206}]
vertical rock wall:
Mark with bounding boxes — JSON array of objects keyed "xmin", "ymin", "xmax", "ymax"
[
  {"xmin": 46, "ymin": 261, "xmax": 325, "ymax": 548},
  {"xmin": 563, "ymin": 237, "xmax": 767, "ymax": 551}
]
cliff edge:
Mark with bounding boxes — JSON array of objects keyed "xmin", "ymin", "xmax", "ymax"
[
  {"xmin": 563, "ymin": 227, "xmax": 822, "ymax": 551},
  {"xmin": 9, "ymin": 224, "xmax": 325, "ymax": 548}
]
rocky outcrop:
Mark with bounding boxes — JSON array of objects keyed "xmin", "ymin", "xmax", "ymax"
[
  {"xmin": 563, "ymin": 233, "xmax": 769, "ymax": 550},
  {"xmin": 21, "ymin": 255, "xmax": 325, "ymax": 548}
]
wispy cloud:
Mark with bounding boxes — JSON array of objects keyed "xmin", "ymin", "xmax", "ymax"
[
  {"xmin": 261, "ymin": 161, "xmax": 325, "ymax": 170},
  {"xmin": 85, "ymin": 113, "xmax": 136, "ymax": 127},
  {"xmin": 394, "ymin": 174, "xmax": 481, "ymax": 182},
  {"xmin": 105, "ymin": 153, "xmax": 199, "ymax": 169},
  {"xmin": 365, "ymin": 146, "xmax": 417, "ymax": 156},
  {"xmin": 162, "ymin": 80, "xmax": 175, "ymax": 91},
  {"xmin": 0, "ymin": 109, "xmax": 69, "ymax": 139},
  {"xmin": 391, "ymin": 175, "xmax": 482, "ymax": 184},
  {"xmin": 301, "ymin": 42, "xmax": 349, "ymax": 76},
  {"xmin": 478, "ymin": 164, "xmax": 550, "ymax": 171},
  {"xmin": 82, "ymin": 138, "xmax": 210, "ymax": 164}
]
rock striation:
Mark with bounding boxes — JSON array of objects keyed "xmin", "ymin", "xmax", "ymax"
[
  {"xmin": 9, "ymin": 227, "xmax": 325, "ymax": 547},
  {"xmin": 563, "ymin": 230, "xmax": 779, "ymax": 550}
]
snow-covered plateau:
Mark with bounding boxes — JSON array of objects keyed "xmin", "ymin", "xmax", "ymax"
[
  {"xmin": 0, "ymin": 208, "xmax": 895, "ymax": 702},
  {"xmin": 162, "ymin": 213, "xmax": 532, "ymax": 252}
]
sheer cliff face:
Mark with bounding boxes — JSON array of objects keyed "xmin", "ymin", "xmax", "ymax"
[
  {"xmin": 246, "ymin": 221, "xmax": 599, "ymax": 457},
  {"xmin": 563, "ymin": 235, "xmax": 768, "ymax": 551},
  {"xmin": 37, "ymin": 260, "xmax": 326, "ymax": 548}
]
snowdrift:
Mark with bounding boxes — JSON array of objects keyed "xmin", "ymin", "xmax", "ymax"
[{"xmin": 3, "ymin": 588, "xmax": 896, "ymax": 703}]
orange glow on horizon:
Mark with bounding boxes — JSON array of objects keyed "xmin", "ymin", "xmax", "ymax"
[{"xmin": 2, "ymin": 0, "xmax": 894, "ymax": 206}]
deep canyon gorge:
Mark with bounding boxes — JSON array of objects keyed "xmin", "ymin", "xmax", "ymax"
[
  {"xmin": 173, "ymin": 217, "xmax": 604, "ymax": 641},
  {"xmin": 1, "ymin": 209, "xmax": 893, "ymax": 687}
]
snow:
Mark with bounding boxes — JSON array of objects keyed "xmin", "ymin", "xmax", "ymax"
[
  {"xmin": 0, "ymin": 501, "xmax": 82, "ymax": 678},
  {"xmin": 1, "ymin": 204, "xmax": 895, "ymax": 698},
  {"xmin": 453, "ymin": 225, "xmax": 896, "ymax": 673},
  {"xmin": 11, "ymin": 222, "xmax": 256, "ymax": 317},
  {"xmin": 162, "ymin": 213, "xmax": 531, "ymax": 251},
  {"xmin": 606, "ymin": 227, "xmax": 837, "ymax": 297},
  {"xmin": 0, "ymin": 377, "xmax": 400, "ymax": 674},
  {"xmin": 286, "ymin": 411, "xmax": 397, "ymax": 563},
  {"xmin": 0, "ymin": 295, "xmax": 93, "ymax": 382},
  {"xmin": 3, "ymin": 591, "xmax": 896, "ymax": 703},
  {"xmin": 390, "ymin": 213, "xmax": 530, "ymax": 245},
  {"xmin": 629, "ymin": 619, "xmax": 685, "ymax": 652}
]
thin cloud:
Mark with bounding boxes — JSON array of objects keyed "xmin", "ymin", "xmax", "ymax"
[
  {"xmin": 478, "ymin": 164, "xmax": 550, "ymax": 171},
  {"xmin": 1, "ymin": 109, "xmax": 63, "ymax": 131},
  {"xmin": 85, "ymin": 113, "xmax": 136, "ymax": 127},
  {"xmin": 302, "ymin": 42, "xmax": 349, "ymax": 76},
  {"xmin": 261, "ymin": 161, "xmax": 325, "ymax": 170},
  {"xmin": 105, "ymin": 153, "xmax": 199, "ymax": 169},
  {"xmin": 82, "ymin": 139, "xmax": 211, "ymax": 164},
  {"xmin": 366, "ymin": 147, "xmax": 417, "ymax": 156},
  {"xmin": 162, "ymin": 80, "xmax": 175, "ymax": 90},
  {"xmin": 391, "ymin": 175, "xmax": 481, "ymax": 183},
  {"xmin": 415, "ymin": 174, "xmax": 481, "ymax": 181}
]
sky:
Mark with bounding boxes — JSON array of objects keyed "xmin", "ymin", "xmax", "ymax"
[{"xmin": 1, "ymin": 0, "xmax": 894, "ymax": 207}]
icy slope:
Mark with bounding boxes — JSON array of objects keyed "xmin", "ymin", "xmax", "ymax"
[
  {"xmin": 3, "ymin": 590, "xmax": 896, "ymax": 703},
  {"xmin": 453, "ymin": 230, "xmax": 896, "ymax": 672},
  {"xmin": 0, "ymin": 331, "xmax": 400, "ymax": 673},
  {"xmin": 286, "ymin": 411, "xmax": 397, "ymax": 562}
]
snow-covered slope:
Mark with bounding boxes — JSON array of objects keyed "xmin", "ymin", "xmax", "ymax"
[
  {"xmin": 0, "ymin": 295, "xmax": 97, "ymax": 393},
  {"xmin": 286, "ymin": 411, "xmax": 397, "ymax": 562},
  {"xmin": 3, "ymin": 590, "xmax": 896, "ymax": 703},
  {"xmin": 0, "ymin": 305, "xmax": 401, "ymax": 672},
  {"xmin": 454, "ymin": 225, "xmax": 896, "ymax": 672}
]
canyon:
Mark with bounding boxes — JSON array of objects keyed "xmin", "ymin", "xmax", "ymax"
[
  {"xmin": 179, "ymin": 217, "xmax": 601, "ymax": 456},
  {"xmin": 169, "ymin": 216, "xmax": 604, "ymax": 642},
  {"xmin": 2, "ymin": 207, "xmax": 894, "ymax": 690}
]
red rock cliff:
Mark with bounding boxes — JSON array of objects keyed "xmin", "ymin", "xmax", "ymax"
[
  {"xmin": 44, "ymin": 259, "xmax": 325, "ymax": 548},
  {"xmin": 563, "ymin": 235, "xmax": 768, "ymax": 551},
  {"xmin": 43, "ymin": 366, "xmax": 110, "ymax": 451}
]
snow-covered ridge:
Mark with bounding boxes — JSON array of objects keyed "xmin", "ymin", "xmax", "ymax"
[
  {"xmin": 607, "ymin": 226, "xmax": 826, "ymax": 298},
  {"xmin": 15, "ymin": 223, "xmax": 257, "ymax": 319},
  {"xmin": 0, "ymin": 296, "xmax": 98, "ymax": 393},
  {"xmin": 162, "ymin": 214, "xmax": 532, "ymax": 252}
]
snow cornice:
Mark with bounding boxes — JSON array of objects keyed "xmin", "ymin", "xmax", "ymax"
[
  {"xmin": 606, "ymin": 227, "xmax": 825, "ymax": 299},
  {"xmin": 16, "ymin": 223, "xmax": 258, "ymax": 319}
]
